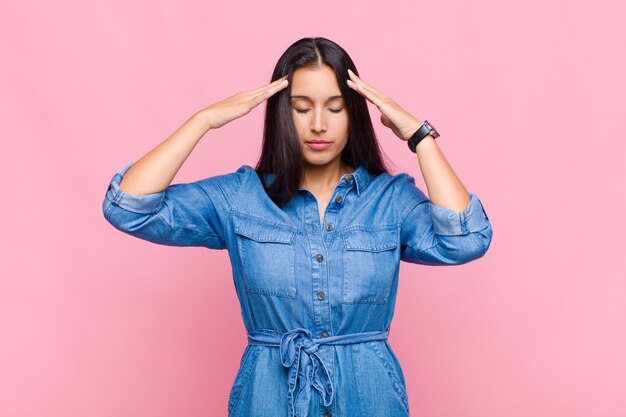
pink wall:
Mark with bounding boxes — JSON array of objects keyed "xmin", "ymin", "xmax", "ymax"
[{"xmin": 2, "ymin": 0, "xmax": 625, "ymax": 416}]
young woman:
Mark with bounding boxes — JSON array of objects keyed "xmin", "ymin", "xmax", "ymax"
[{"xmin": 102, "ymin": 37, "xmax": 493, "ymax": 417}]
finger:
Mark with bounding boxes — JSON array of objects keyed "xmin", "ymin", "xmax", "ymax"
[
  {"xmin": 347, "ymin": 69, "xmax": 387, "ymax": 100},
  {"xmin": 347, "ymin": 79, "xmax": 384, "ymax": 108},
  {"xmin": 266, "ymin": 78, "xmax": 290, "ymax": 96},
  {"xmin": 249, "ymin": 79, "xmax": 288, "ymax": 108},
  {"xmin": 248, "ymin": 75, "xmax": 289, "ymax": 95},
  {"xmin": 350, "ymin": 77, "xmax": 387, "ymax": 103},
  {"xmin": 347, "ymin": 69, "xmax": 376, "ymax": 91},
  {"xmin": 247, "ymin": 79, "xmax": 286, "ymax": 96}
]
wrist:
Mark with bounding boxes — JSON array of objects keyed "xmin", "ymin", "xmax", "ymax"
[
  {"xmin": 414, "ymin": 135, "xmax": 436, "ymax": 151},
  {"xmin": 406, "ymin": 119, "xmax": 440, "ymax": 153},
  {"xmin": 403, "ymin": 120, "xmax": 424, "ymax": 141},
  {"xmin": 193, "ymin": 108, "xmax": 214, "ymax": 131}
]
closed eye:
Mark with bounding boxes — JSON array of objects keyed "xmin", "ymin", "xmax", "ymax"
[{"xmin": 295, "ymin": 108, "xmax": 344, "ymax": 114}]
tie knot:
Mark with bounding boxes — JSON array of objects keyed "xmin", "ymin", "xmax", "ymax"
[{"xmin": 279, "ymin": 328, "xmax": 319, "ymax": 367}]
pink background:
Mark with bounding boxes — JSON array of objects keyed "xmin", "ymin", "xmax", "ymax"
[{"xmin": 2, "ymin": 0, "xmax": 625, "ymax": 416}]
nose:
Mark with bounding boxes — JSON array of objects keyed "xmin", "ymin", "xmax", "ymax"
[{"xmin": 310, "ymin": 108, "xmax": 327, "ymax": 133}]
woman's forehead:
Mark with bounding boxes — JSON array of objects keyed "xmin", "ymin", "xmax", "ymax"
[{"xmin": 290, "ymin": 65, "xmax": 341, "ymax": 97}]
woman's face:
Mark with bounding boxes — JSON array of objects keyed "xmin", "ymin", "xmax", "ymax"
[{"xmin": 289, "ymin": 64, "xmax": 349, "ymax": 169}]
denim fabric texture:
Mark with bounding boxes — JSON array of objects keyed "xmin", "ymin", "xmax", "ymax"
[{"xmin": 102, "ymin": 162, "xmax": 493, "ymax": 417}]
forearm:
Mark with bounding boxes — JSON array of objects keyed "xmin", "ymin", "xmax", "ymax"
[
  {"xmin": 413, "ymin": 131, "xmax": 470, "ymax": 213},
  {"xmin": 118, "ymin": 108, "xmax": 213, "ymax": 195}
]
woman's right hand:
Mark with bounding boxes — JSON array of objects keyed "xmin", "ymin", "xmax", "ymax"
[
  {"xmin": 200, "ymin": 75, "xmax": 289, "ymax": 130},
  {"xmin": 115, "ymin": 76, "xmax": 289, "ymax": 196}
]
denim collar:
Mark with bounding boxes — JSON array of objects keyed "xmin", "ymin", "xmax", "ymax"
[
  {"xmin": 259, "ymin": 165, "xmax": 370, "ymax": 197},
  {"xmin": 338, "ymin": 164, "xmax": 370, "ymax": 196}
]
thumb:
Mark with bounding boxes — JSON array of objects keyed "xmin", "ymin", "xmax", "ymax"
[{"xmin": 381, "ymin": 114, "xmax": 393, "ymax": 128}]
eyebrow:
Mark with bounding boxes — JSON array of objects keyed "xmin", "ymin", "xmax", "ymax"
[{"xmin": 289, "ymin": 95, "xmax": 343, "ymax": 102}]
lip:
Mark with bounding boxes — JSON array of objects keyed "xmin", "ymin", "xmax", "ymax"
[
  {"xmin": 306, "ymin": 141, "xmax": 332, "ymax": 151},
  {"xmin": 306, "ymin": 140, "xmax": 331, "ymax": 143}
]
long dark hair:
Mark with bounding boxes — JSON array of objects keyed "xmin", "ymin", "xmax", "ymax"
[{"xmin": 255, "ymin": 37, "xmax": 390, "ymax": 208}]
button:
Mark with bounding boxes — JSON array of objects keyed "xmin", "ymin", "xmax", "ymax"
[
  {"xmin": 321, "ymin": 331, "xmax": 329, "ymax": 338},
  {"xmin": 325, "ymin": 223, "xmax": 333, "ymax": 231},
  {"xmin": 317, "ymin": 291, "xmax": 325, "ymax": 300},
  {"xmin": 324, "ymin": 412, "xmax": 332, "ymax": 417},
  {"xmin": 335, "ymin": 195, "xmax": 343, "ymax": 204},
  {"xmin": 316, "ymin": 254, "xmax": 324, "ymax": 262},
  {"xmin": 345, "ymin": 175, "xmax": 352, "ymax": 183}
]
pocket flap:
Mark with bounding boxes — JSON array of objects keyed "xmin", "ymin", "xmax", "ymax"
[
  {"xmin": 343, "ymin": 227, "xmax": 398, "ymax": 252},
  {"xmin": 233, "ymin": 214, "xmax": 296, "ymax": 244}
]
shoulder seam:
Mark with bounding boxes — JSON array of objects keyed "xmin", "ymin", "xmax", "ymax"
[{"xmin": 228, "ymin": 166, "xmax": 250, "ymax": 219}]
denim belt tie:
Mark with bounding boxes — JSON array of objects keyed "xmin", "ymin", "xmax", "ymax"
[{"xmin": 247, "ymin": 327, "xmax": 390, "ymax": 417}]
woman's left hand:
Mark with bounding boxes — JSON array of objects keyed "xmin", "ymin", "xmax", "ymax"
[{"xmin": 346, "ymin": 68, "xmax": 422, "ymax": 142}]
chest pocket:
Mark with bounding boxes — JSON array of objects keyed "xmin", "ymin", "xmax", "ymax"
[
  {"xmin": 232, "ymin": 213, "xmax": 297, "ymax": 298},
  {"xmin": 341, "ymin": 226, "xmax": 400, "ymax": 304}
]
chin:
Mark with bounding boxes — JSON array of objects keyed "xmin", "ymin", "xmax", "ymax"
[{"xmin": 303, "ymin": 154, "xmax": 342, "ymax": 166}]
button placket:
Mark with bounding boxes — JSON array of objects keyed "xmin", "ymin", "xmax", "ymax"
[{"xmin": 309, "ymin": 249, "xmax": 327, "ymax": 330}]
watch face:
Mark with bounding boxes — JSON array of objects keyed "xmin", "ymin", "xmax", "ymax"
[{"xmin": 424, "ymin": 121, "xmax": 439, "ymax": 138}]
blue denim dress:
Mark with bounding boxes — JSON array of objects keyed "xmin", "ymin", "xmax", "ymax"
[{"xmin": 102, "ymin": 162, "xmax": 493, "ymax": 417}]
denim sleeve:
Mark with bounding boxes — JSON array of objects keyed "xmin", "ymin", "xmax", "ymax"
[
  {"xmin": 102, "ymin": 162, "xmax": 245, "ymax": 249},
  {"xmin": 396, "ymin": 174, "xmax": 493, "ymax": 265}
]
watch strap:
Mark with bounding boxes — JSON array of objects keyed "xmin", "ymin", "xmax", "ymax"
[{"xmin": 407, "ymin": 120, "xmax": 439, "ymax": 153}]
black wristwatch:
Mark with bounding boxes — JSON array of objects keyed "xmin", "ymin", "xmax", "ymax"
[{"xmin": 407, "ymin": 120, "xmax": 439, "ymax": 153}]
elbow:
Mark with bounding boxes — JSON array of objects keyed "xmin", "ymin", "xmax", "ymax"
[
  {"xmin": 475, "ymin": 223, "xmax": 493, "ymax": 255},
  {"xmin": 457, "ymin": 224, "xmax": 493, "ymax": 264},
  {"xmin": 102, "ymin": 201, "xmax": 128, "ymax": 233},
  {"xmin": 102, "ymin": 198, "xmax": 143, "ymax": 233},
  {"xmin": 434, "ymin": 224, "xmax": 493, "ymax": 265}
]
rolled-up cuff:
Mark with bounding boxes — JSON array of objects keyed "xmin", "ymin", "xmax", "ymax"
[
  {"xmin": 104, "ymin": 162, "xmax": 165, "ymax": 214},
  {"xmin": 429, "ymin": 193, "xmax": 490, "ymax": 236}
]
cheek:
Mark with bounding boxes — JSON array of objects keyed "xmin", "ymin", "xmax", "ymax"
[
  {"xmin": 290, "ymin": 112, "xmax": 303, "ymax": 128},
  {"xmin": 339, "ymin": 115, "xmax": 349, "ymax": 133},
  {"xmin": 293, "ymin": 115, "xmax": 305, "ymax": 133}
]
